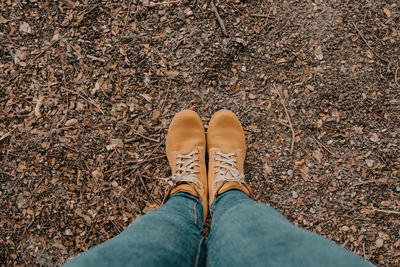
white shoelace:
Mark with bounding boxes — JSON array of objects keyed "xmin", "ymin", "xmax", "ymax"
[
  {"xmin": 213, "ymin": 151, "xmax": 245, "ymax": 184},
  {"xmin": 162, "ymin": 150, "xmax": 200, "ymax": 187}
]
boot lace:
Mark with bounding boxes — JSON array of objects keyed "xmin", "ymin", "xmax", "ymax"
[
  {"xmin": 213, "ymin": 151, "xmax": 245, "ymax": 184},
  {"xmin": 162, "ymin": 150, "xmax": 200, "ymax": 187}
]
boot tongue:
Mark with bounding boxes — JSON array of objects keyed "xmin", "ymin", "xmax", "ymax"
[
  {"xmin": 216, "ymin": 181, "xmax": 252, "ymax": 197},
  {"xmin": 169, "ymin": 183, "xmax": 199, "ymax": 198}
]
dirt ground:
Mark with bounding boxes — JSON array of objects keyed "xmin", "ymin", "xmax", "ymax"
[{"xmin": 1, "ymin": 0, "xmax": 399, "ymax": 266}]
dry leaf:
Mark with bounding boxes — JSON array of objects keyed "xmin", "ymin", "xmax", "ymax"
[
  {"xmin": 19, "ymin": 22, "xmax": 32, "ymax": 34},
  {"xmin": 296, "ymin": 198, "xmax": 303, "ymax": 208},
  {"xmin": 300, "ymin": 165, "xmax": 309, "ymax": 181},
  {"xmin": 315, "ymin": 46, "xmax": 323, "ymax": 60},
  {"xmin": 65, "ymin": 118, "xmax": 78, "ymax": 126},
  {"xmin": 106, "ymin": 139, "xmax": 124, "ymax": 150},
  {"xmin": 91, "ymin": 169, "xmax": 103, "ymax": 179},
  {"xmin": 0, "ymin": 16, "xmax": 8, "ymax": 23},
  {"xmin": 164, "ymin": 70, "xmax": 179, "ymax": 79},
  {"xmin": 306, "ymin": 84, "xmax": 315, "ymax": 91},
  {"xmin": 383, "ymin": 8, "xmax": 391, "ymax": 18},
  {"xmin": 276, "ymin": 58, "xmax": 287, "ymax": 63},
  {"xmin": 34, "ymin": 96, "xmax": 45, "ymax": 118},
  {"xmin": 312, "ymin": 150, "xmax": 323, "ymax": 163},
  {"xmin": 140, "ymin": 93, "xmax": 152, "ymax": 102}
]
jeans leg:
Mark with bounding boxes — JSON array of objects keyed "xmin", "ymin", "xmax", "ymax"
[
  {"xmin": 64, "ymin": 193, "xmax": 206, "ymax": 267},
  {"xmin": 207, "ymin": 190, "xmax": 371, "ymax": 267}
]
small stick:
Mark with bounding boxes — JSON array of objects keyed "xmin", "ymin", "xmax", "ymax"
[
  {"xmin": 124, "ymin": 0, "xmax": 133, "ymax": 29},
  {"xmin": 352, "ymin": 22, "xmax": 389, "ymax": 63},
  {"xmin": 0, "ymin": 132, "xmax": 11, "ymax": 141},
  {"xmin": 395, "ymin": 65, "xmax": 399, "ymax": 87},
  {"xmin": 273, "ymin": 83, "xmax": 295, "ymax": 154},
  {"xmin": 124, "ymin": 130, "xmax": 160, "ymax": 143},
  {"xmin": 249, "ymin": 13, "xmax": 270, "ymax": 18},
  {"xmin": 87, "ymin": 54, "xmax": 106, "ymax": 63},
  {"xmin": 28, "ymin": 33, "xmax": 69, "ymax": 66},
  {"xmin": 64, "ymin": 88, "xmax": 104, "ymax": 114},
  {"xmin": 105, "ymin": 155, "xmax": 166, "ymax": 173},
  {"xmin": 312, "ymin": 136, "xmax": 335, "ymax": 155},
  {"xmin": 211, "ymin": 1, "xmax": 228, "ymax": 36},
  {"xmin": 352, "ymin": 178, "xmax": 387, "ymax": 187},
  {"xmin": 373, "ymin": 207, "xmax": 400, "ymax": 216},
  {"xmin": 139, "ymin": 175, "xmax": 152, "ymax": 200},
  {"xmin": 147, "ymin": 1, "xmax": 181, "ymax": 7}
]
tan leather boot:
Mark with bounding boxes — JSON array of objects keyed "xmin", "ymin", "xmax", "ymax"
[
  {"xmin": 163, "ymin": 110, "xmax": 208, "ymax": 222},
  {"xmin": 207, "ymin": 110, "xmax": 253, "ymax": 207}
]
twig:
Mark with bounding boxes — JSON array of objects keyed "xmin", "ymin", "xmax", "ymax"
[
  {"xmin": 139, "ymin": 175, "xmax": 153, "ymax": 200},
  {"xmin": 395, "ymin": 65, "xmax": 399, "ymax": 87},
  {"xmin": 87, "ymin": 54, "xmax": 106, "ymax": 63},
  {"xmin": 373, "ymin": 207, "xmax": 400, "ymax": 216},
  {"xmin": 123, "ymin": 137, "xmax": 166, "ymax": 179},
  {"xmin": 352, "ymin": 178, "xmax": 387, "ymax": 187},
  {"xmin": 0, "ymin": 132, "xmax": 11, "ymax": 142},
  {"xmin": 147, "ymin": 1, "xmax": 181, "ymax": 7},
  {"xmin": 273, "ymin": 83, "xmax": 295, "ymax": 154},
  {"xmin": 211, "ymin": 1, "xmax": 228, "ymax": 36},
  {"xmin": 0, "ymin": 170, "xmax": 16, "ymax": 178},
  {"xmin": 64, "ymin": 88, "xmax": 104, "ymax": 114},
  {"xmin": 124, "ymin": 130, "xmax": 160, "ymax": 143},
  {"xmin": 105, "ymin": 155, "xmax": 166, "ymax": 174},
  {"xmin": 249, "ymin": 13, "xmax": 270, "ymax": 18},
  {"xmin": 28, "ymin": 33, "xmax": 69, "ymax": 66},
  {"xmin": 352, "ymin": 22, "xmax": 389, "ymax": 63},
  {"xmin": 124, "ymin": 0, "xmax": 133, "ymax": 29},
  {"xmin": 312, "ymin": 136, "xmax": 335, "ymax": 155},
  {"xmin": 227, "ymin": 2, "xmax": 246, "ymax": 16}
]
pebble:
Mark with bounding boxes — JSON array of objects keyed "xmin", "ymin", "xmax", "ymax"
[
  {"xmin": 365, "ymin": 159, "xmax": 374, "ymax": 168},
  {"xmin": 375, "ymin": 238, "xmax": 384, "ymax": 248},
  {"xmin": 292, "ymin": 191, "xmax": 298, "ymax": 199}
]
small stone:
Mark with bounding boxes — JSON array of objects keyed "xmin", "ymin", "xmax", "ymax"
[
  {"xmin": 65, "ymin": 229, "xmax": 73, "ymax": 236},
  {"xmin": 375, "ymin": 238, "xmax": 384, "ymax": 248},
  {"xmin": 292, "ymin": 191, "xmax": 298, "ymax": 199},
  {"xmin": 365, "ymin": 159, "xmax": 374, "ymax": 168},
  {"xmin": 309, "ymin": 207, "xmax": 316, "ymax": 214},
  {"xmin": 287, "ymin": 170, "xmax": 293, "ymax": 176}
]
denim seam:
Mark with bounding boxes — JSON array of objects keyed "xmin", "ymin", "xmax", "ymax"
[
  {"xmin": 191, "ymin": 232, "xmax": 204, "ymax": 267},
  {"xmin": 191, "ymin": 200, "xmax": 204, "ymax": 267}
]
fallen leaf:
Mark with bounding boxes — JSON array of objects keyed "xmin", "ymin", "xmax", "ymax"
[
  {"xmin": 34, "ymin": 96, "xmax": 45, "ymax": 118},
  {"xmin": 383, "ymin": 8, "xmax": 391, "ymax": 18},
  {"xmin": 65, "ymin": 118, "xmax": 78, "ymax": 126},
  {"xmin": 140, "ymin": 93, "xmax": 152, "ymax": 102},
  {"xmin": 19, "ymin": 21, "xmax": 32, "ymax": 34},
  {"xmin": 0, "ymin": 16, "xmax": 8, "ymax": 23},
  {"xmin": 296, "ymin": 198, "xmax": 303, "ymax": 208},
  {"xmin": 106, "ymin": 139, "xmax": 124, "ymax": 150},
  {"xmin": 312, "ymin": 150, "xmax": 323, "ymax": 163},
  {"xmin": 300, "ymin": 165, "xmax": 309, "ymax": 181},
  {"xmin": 315, "ymin": 46, "xmax": 323, "ymax": 60},
  {"xmin": 164, "ymin": 70, "xmax": 179, "ymax": 79},
  {"xmin": 276, "ymin": 58, "xmax": 287, "ymax": 63},
  {"xmin": 306, "ymin": 84, "xmax": 315, "ymax": 91}
]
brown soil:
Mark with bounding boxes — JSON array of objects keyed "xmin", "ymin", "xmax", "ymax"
[{"xmin": 1, "ymin": 0, "xmax": 399, "ymax": 266}]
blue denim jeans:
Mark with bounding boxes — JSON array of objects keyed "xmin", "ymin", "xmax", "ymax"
[{"xmin": 64, "ymin": 191, "xmax": 371, "ymax": 267}]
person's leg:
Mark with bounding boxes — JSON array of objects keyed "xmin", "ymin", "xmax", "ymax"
[
  {"xmin": 206, "ymin": 190, "xmax": 371, "ymax": 267},
  {"xmin": 64, "ymin": 193, "xmax": 205, "ymax": 267}
]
